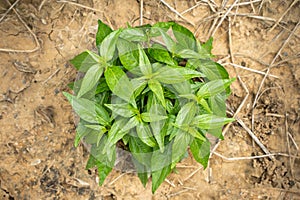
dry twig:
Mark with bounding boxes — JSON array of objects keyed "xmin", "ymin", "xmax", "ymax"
[
  {"xmin": 211, "ymin": 0, "xmax": 239, "ymax": 36},
  {"xmin": 269, "ymin": 0, "xmax": 299, "ymax": 32},
  {"xmin": 43, "ymin": 69, "xmax": 61, "ymax": 85},
  {"xmin": 214, "ymin": 151, "xmax": 300, "ymax": 161},
  {"xmin": 224, "ymin": 63, "xmax": 279, "ymax": 78},
  {"xmin": 236, "ymin": 117, "xmax": 274, "ymax": 159},
  {"xmin": 57, "ymin": 0, "xmax": 104, "ymax": 13},
  {"xmin": 160, "ymin": 0, "xmax": 195, "ymax": 26},
  {"xmin": 0, "ymin": 0, "xmax": 20, "ymax": 23},
  {"xmin": 0, "ymin": 0, "xmax": 40, "ymax": 53},
  {"xmin": 140, "ymin": 0, "xmax": 143, "ymax": 26},
  {"xmin": 183, "ymin": 165, "xmax": 203, "ymax": 182}
]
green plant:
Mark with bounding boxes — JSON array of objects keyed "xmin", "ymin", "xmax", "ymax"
[{"xmin": 63, "ymin": 20, "xmax": 235, "ymax": 193}]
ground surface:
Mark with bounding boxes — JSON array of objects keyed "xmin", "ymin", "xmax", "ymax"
[{"xmin": 0, "ymin": 0, "xmax": 299, "ymax": 199}]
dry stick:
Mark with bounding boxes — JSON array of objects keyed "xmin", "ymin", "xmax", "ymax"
[
  {"xmin": 0, "ymin": 0, "xmax": 20, "ymax": 23},
  {"xmin": 140, "ymin": 0, "xmax": 143, "ymax": 26},
  {"xmin": 288, "ymin": 132, "xmax": 299, "ymax": 151},
  {"xmin": 196, "ymin": 11, "xmax": 286, "ymax": 35},
  {"xmin": 223, "ymin": 63, "xmax": 279, "ymax": 78},
  {"xmin": 252, "ymin": 21, "xmax": 300, "ymax": 129},
  {"xmin": 38, "ymin": 0, "xmax": 47, "ymax": 12},
  {"xmin": 180, "ymin": 1, "xmax": 206, "ymax": 15},
  {"xmin": 167, "ymin": 189, "xmax": 190, "ymax": 198},
  {"xmin": 183, "ymin": 165, "xmax": 203, "ymax": 182},
  {"xmin": 236, "ymin": 117, "xmax": 275, "ymax": 159},
  {"xmin": 43, "ymin": 69, "xmax": 61, "ymax": 84},
  {"xmin": 221, "ymin": 0, "xmax": 229, "ymax": 10},
  {"xmin": 234, "ymin": 13, "xmax": 286, "ymax": 24},
  {"xmin": 108, "ymin": 173, "xmax": 127, "ymax": 186},
  {"xmin": 160, "ymin": 0, "xmax": 195, "ymax": 26},
  {"xmin": 165, "ymin": 178, "xmax": 176, "ymax": 187},
  {"xmin": 56, "ymin": 0, "xmax": 104, "ymax": 13},
  {"xmin": 213, "ymin": 152, "xmax": 300, "ymax": 161},
  {"xmin": 250, "ymin": 0, "xmax": 256, "ymax": 13},
  {"xmin": 207, "ymin": 17, "xmax": 219, "ymax": 38},
  {"xmin": 258, "ymin": 0, "xmax": 266, "ymax": 13},
  {"xmin": 0, "ymin": 0, "xmax": 40, "ymax": 53},
  {"xmin": 217, "ymin": 55, "xmax": 231, "ymax": 64},
  {"xmin": 207, "ymin": 0, "xmax": 217, "ymax": 13},
  {"xmin": 285, "ymin": 112, "xmax": 294, "ymax": 179},
  {"xmin": 266, "ymin": 113, "xmax": 285, "ymax": 118},
  {"xmin": 234, "ymin": 0, "xmax": 262, "ymax": 7},
  {"xmin": 209, "ymin": 0, "xmax": 218, "ymax": 7},
  {"xmin": 228, "ymin": 16, "xmax": 234, "ymax": 63},
  {"xmin": 269, "ymin": 0, "xmax": 299, "ymax": 32},
  {"xmin": 211, "ymin": 0, "xmax": 239, "ymax": 37},
  {"xmin": 272, "ymin": 54, "xmax": 300, "ymax": 68}
]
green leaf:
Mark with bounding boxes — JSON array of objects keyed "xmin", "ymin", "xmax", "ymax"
[
  {"xmin": 75, "ymin": 121, "xmax": 95, "ymax": 147},
  {"xmin": 190, "ymin": 138, "xmax": 210, "ymax": 168},
  {"xmin": 179, "ymin": 93, "xmax": 198, "ymax": 101},
  {"xmin": 96, "ymin": 20, "xmax": 113, "ymax": 47},
  {"xmin": 196, "ymin": 40, "xmax": 213, "ymax": 59},
  {"xmin": 97, "ymin": 160, "xmax": 113, "ymax": 185},
  {"xmin": 138, "ymin": 46, "xmax": 152, "ymax": 76},
  {"xmin": 148, "ymin": 44, "xmax": 176, "ymax": 65},
  {"xmin": 190, "ymin": 59, "xmax": 229, "ymax": 80},
  {"xmin": 136, "ymin": 123, "xmax": 157, "ymax": 147},
  {"xmin": 172, "ymin": 23, "xmax": 196, "ymax": 50},
  {"xmin": 105, "ymin": 118, "xmax": 129, "ymax": 150},
  {"xmin": 154, "ymin": 66, "xmax": 185, "ymax": 84},
  {"xmin": 86, "ymin": 154, "xmax": 97, "ymax": 170},
  {"xmin": 197, "ymin": 79, "xmax": 235, "ymax": 98},
  {"xmin": 156, "ymin": 28, "xmax": 177, "ymax": 53},
  {"xmin": 122, "ymin": 116, "xmax": 140, "ymax": 132},
  {"xmin": 95, "ymin": 78, "xmax": 110, "ymax": 94},
  {"xmin": 175, "ymin": 102, "xmax": 197, "ymax": 125},
  {"xmin": 132, "ymin": 78, "xmax": 147, "ymax": 97},
  {"xmin": 148, "ymin": 79, "xmax": 166, "ymax": 108},
  {"xmin": 174, "ymin": 67, "xmax": 205, "ymax": 79},
  {"xmin": 128, "ymin": 136, "xmax": 152, "ymax": 169},
  {"xmin": 141, "ymin": 112, "xmax": 168, "ymax": 123},
  {"xmin": 138, "ymin": 171, "xmax": 149, "ymax": 187},
  {"xmin": 152, "ymin": 21, "xmax": 174, "ymax": 29},
  {"xmin": 129, "ymin": 137, "xmax": 151, "ymax": 187},
  {"xmin": 151, "ymin": 142, "xmax": 172, "ymax": 193},
  {"xmin": 117, "ymin": 38, "xmax": 139, "ymax": 70},
  {"xmin": 77, "ymin": 64, "xmax": 104, "ymax": 98},
  {"xmin": 178, "ymin": 125, "xmax": 206, "ymax": 141},
  {"xmin": 100, "ymin": 29, "xmax": 121, "ymax": 61},
  {"xmin": 104, "ymin": 66, "xmax": 134, "ymax": 102},
  {"xmin": 63, "ymin": 92, "xmax": 103, "ymax": 124},
  {"xmin": 119, "ymin": 27, "xmax": 147, "ymax": 42},
  {"xmin": 209, "ymin": 93, "xmax": 227, "ymax": 117},
  {"xmin": 70, "ymin": 51, "xmax": 101, "ymax": 72},
  {"xmin": 198, "ymin": 98, "xmax": 212, "ymax": 113},
  {"xmin": 201, "ymin": 37, "xmax": 213, "ymax": 55},
  {"xmin": 171, "ymin": 130, "xmax": 192, "ymax": 167},
  {"xmin": 192, "ymin": 114, "xmax": 235, "ymax": 130},
  {"xmin": 177, "ymin": 49, "xmax": 209, "ymax": 59},
  {"xmin": 148, "ymin": 103, "xmax": 167, "ymax": 152},
  {"xmin": 84, "ymin": 124, "xmax": 107, "ymax": 146},
  {"xmin": 105, "ymin": 103, "xmax": 135, "ymax": 118},
  {"xmin": 90, "ymin": 136, "xmax": 116, "ymax": 185}
]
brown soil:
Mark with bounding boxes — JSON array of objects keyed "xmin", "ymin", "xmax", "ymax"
[{"xmin": 0, "ymin": 0, "xmax": 299, "ymax": 199}]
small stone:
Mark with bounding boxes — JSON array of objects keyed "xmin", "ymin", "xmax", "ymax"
[{"xmin": 30, "ymin": 159, "xmax": 41, "ymax": 166}]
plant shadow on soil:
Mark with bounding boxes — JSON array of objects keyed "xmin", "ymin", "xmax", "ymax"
[{"xmin": 0, "ymin": 0, "xmax": 299, "ymax": 199}]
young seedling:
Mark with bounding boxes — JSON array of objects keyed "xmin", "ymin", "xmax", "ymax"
[{"xmin": 64, "ymin": 20, "xmax": 235, "ymax": 193}]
